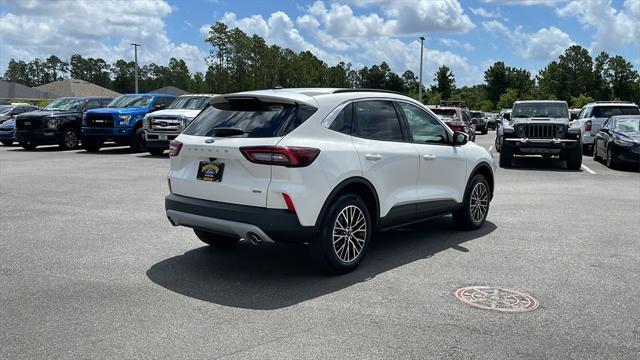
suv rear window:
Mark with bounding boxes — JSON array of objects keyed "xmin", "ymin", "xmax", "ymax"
[
  {"xmin": 592, "ymin": 106, "xmax": 639, "ymax": 118},
  {"xmin": 183, "ymin": 98, "xmax": 317, "ymax": 138},
  {"xmin": 430, "ymin": 109, "xmax": 458, "ymax": 121}
]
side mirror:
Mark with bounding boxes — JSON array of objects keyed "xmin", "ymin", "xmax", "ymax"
[
  {"xmin": 600, "ymin": 127, "xmax": 609, "ymax": 133},
  {"xmin": 452, "ymin": 131, "xmax": 469, "ymax": 146},
  {"xmin": 503, "ymin": 113, "xmax": 511, "ymax": 121}
]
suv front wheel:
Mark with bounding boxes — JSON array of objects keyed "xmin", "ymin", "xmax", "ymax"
[
  {"xmin": 311, "ymin": 193, "xmax": 372, "ymax": 274},
  {"xmin": 453, "ymin": 174, "xmax": 491, "ymax": 230}
]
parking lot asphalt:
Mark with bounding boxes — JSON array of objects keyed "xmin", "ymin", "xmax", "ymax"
[{"xmin": 1, "ymin": 134, "xmax": 639, "ymax": 359}]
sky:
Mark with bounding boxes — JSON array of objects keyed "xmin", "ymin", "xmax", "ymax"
[{"xmin": 0, "ymin": 0, "xmax": 639, "ymax": 86}]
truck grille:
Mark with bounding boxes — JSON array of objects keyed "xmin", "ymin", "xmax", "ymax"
[
  {"xmin": 149, "ymin": 116, "xmax": 181, "ymax": 132},
  {"xmin": 16, "ymin": 117, "xmax": 43, "ymax": 130},
  {"xmin": 86, "ymin": 114, "xmax": 114, "ymax": 128},
  {"xmin": 516, "ymin": 124, "xmax": 565, "ymax": 139}
]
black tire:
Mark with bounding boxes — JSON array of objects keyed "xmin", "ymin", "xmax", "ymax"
[
  {"xmin": 593, "ymin": 141, "xmax": 601, "ymax": 162},
  {"xmin": 130, "ymin": 127, "xmax": 146, "ymax": 153},
  {"xmin": 84, "ymin": 138, "xmax": 102, "ymax": 152},
  {"xmin": 310, "ymin": 193, "xmax": 372, "ymax": 274},
  {"xmin": 582, "ymin": 144, "xmax": 592, "ymax": 156},
  {"xmin": 193, "ymin": 229, "xmax": 240, "ymax": 247},
  {"xmin": 481, "ymin": 127, "xmax": 488, "ymax": 135},
  {"xmin": 20, "ymin": 142, "xmax": 36, "ymax": 150},
  {"xmin": 566, "ymin": 144, "xmax": 582, "ymax": 170},
  {"xmin": 147, "ymin": 147, "xmax": 165, "ymax": 156},
  {"xmin": 499, "ymin": 144, "xmax": 512, "ymax": 168},
  {"xmin": 59, "ymin": 128, "xmax": 80, "ymax": 150},
  {"xmin": 606, "ymin": 146, "xmax": 616, "ymax": 169},
  {"xmin": 453, "ymin": 174, "xmax": 491, "ymax": 231},
  {"xmin": 495, "ymin": 135, "xmax": 501, "ymax": 153},
  {"xmin": 1, "ymin": 140, "xmax": 13, "ymax": 146}
]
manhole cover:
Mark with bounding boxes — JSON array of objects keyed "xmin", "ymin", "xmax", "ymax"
[{"xmin": 455, "ymin": 286, "xmax": 539, "ymax": 312}]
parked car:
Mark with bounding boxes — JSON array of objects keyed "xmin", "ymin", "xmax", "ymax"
[
  {"xmin": 575, "ymin": 101, "xmax": 639, "ymax": 154},
  {"xmin": 0, "ymin": 104, "xmax": 39, "ymax": 124},
  {"xmin": 593, "ymin": 115, "xmax": 640, "ymax": 169},
  {"xmin": 82, "ymin": 93, "xmax": 176, "ymax": 152},
  {"xmin": 143, "ymin": 94, "xmax": 214, "ymax": 155},
  {"xmin": 428, "ymin": 105, "xmax": 476, "ymax": 141},
  {"xmin": 165, "ymin": 88, "xmax": 495, "ymax": 273},
  {"xmin": 0, "ymin": 118, "xmax": 16, "ymax": 146},
  {"xmin": 499, "ymin": 100, "xmax": 582, "ymax": 169},
  {"xmin": 485, "ymin": 112, "xmax": 496, "ymax": 130},
  {"xmin": 471, "ymin": 110, "xmax": 487, "ymax": 135},
  {"xmin": 494, "ymin": 108, "xmax": 512, "ymax": 152},
  {"xmin": 14, "ymin": 97, "xmax": 112, "ymax": 150}
]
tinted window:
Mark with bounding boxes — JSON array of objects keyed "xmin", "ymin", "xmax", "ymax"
[
  {"xmin": 169, "ymin": 96, "xmax": 210, "ymax": 110},
  {"xmin": 108, "ymin": 95, "xmax": 152, "ymax": 108},
  {"xmin": 183, "ymin": 99, "xmax": 317, "ymax": 138},
  {"xmin": 430, "ymin": 108, "xmax": 458, "ymax": 122},
  {"xmin": 592, "ymin": 106, "xmax": 639, "ymax": 117},
  {"xmin": 329, "ymin": 103, "xmax": 353, "ymax": 135},
  {"xmin": 353, "ymin": 100, "xmax": 403, "ymax": 141},
  {"xmin": 85, "ymin": 100, "xmax": 101, "ymax": 110},
  {"xmin": 512, "ymin": 102, "xmax": 569, "ymax": 118},
  {"xmin": 398, "ymin": 102, "xmax": 448, "ymax": 144},
  {"xmin": 43, "ymin": 98, "xmax": 85, "ymax": 111}
]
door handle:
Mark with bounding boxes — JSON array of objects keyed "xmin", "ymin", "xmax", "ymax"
[
  {"xmin": 422, "ymin": 154, "xmax": 437, "ymax": 160},
  {"xmin": 364, "ymin": 153, "xmax": 382, "ymax": 161}
]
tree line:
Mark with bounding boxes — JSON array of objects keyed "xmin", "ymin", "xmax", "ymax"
[{"xmin": 2, "ymin": 22, "xmax": 639, "ymax": 110}]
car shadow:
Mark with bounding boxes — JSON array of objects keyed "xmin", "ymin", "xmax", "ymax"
[
  {"xmin": 502, "ymin": 156, "xmax": 582, "ymax": 172},
  {"xmin": 137, "ymin": 153, "xmax": 168, "ymax": 159},
  {"xmin": 146, "ymin": 217, "xmax": 496, "ymax": 310}
]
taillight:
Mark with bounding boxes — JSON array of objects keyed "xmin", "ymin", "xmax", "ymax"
[
  {"xmin": 282, "ymin": 193, "xmax": 296, "ymax": 213},
  {"xmin": 239, "ymin": 146, "xmax": 320, "ymax": 167},
  {"xmin": 169, "ymin": 140, "xmax": 182, "ymax": 156},
  {"xmin": 450, "ymin": 126, "xmax": 465, "ymax": 132},
  {"xmin": 584, "ymin": 120, "xmax": 592, "ymax": 132}
]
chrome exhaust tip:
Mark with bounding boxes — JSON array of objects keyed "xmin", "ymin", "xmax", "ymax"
[{"xmin": 247, "ymin": 232, "xmax": 262, "ymax": 245}]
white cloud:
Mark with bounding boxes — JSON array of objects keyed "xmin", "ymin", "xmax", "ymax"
[
  {"xmin": 482, "ymin": 0, "xmax": 563, "ymax": 5},
  {"xmin": 440, "ymin": 38, "xmax": 475, "ymax": 51},
  {"xmin": 469, "ymin": 7, "xmax": 503, "ymax": 18},
  {"xmin": 0, "ymin": 0, "xmax": 208, "ymax": 74},
  {"xmin": 483, "ymin": 20, "xmax": 574, "ymax": 60},
  {"xmin": 556, "ymin": 0, "xmax": 639, "ymax": 53}
]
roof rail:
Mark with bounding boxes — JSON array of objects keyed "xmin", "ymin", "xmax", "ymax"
[
  {"xmin": 332, "ymin": 88, "xmax": 406, "ymax": 96},
  {"xmin": 591, "ymin": 101, "xmax": 633, "ymax": 104}
]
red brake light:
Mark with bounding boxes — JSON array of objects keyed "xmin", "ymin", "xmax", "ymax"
[
  {"xmin": 584, "ymin": 120, "xmax": 592, "ymax": 132},
  {"xmin": 450, "ymin": 126, "xmax": 465, "ymax": 132},
  {"xmin": 282, "ymin": 193, "xmax": 296, "ymax": 213},
  {"xmin": 169, "ymin": 140, "xmax": 183, "ymax": 156},
  {"xmin": 239, "ymin": 146, "xmax": 320, "ymax": 167}
]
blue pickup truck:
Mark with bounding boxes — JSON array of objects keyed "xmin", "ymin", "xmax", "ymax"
[{"xmin": 82, "ymin": 93, "xmax": 176, "ymax": 152}]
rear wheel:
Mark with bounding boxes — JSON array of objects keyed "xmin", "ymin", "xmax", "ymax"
[
  {"xmin": 310, "ymin": 193, "xmax": 372, "ymax": 274},
  {"xmin": 20, "ymin": 142, "xmax": 36, "ymax": 150},
  {"xmin": 453, "ymin": 174, "xmax": 491, "ymax": 230},
  {"xmin": 59, "ymin": 128, "xmax": 79, "ymax": 150},
  {"xmin": 193, "ymin": 229, "xmax": 240, "ymax": 247},
  {"xmin": 566, "ymin": 144, "xmax": 582, "ymax": 170},
  {"xmin": 499, "ymin": 144, "xmax": 512, "ymax": 168},
  {"xmin": 495, "ymin": 135, "xmax": 501, "ymax": 153},
  {"xmin": 130, "ymin": 128, "xmax": 146, "ymax": 153},
  {"xmin": 147, "ymin": 148, "xmax": 165, "ymax": 156},
  {"xmin": 1, "ymin": 140, "xmax": 13, "ymax": 146},
  {"xmin": 84, "ymin": 138, "xmax": 102, "ymax": 152}
]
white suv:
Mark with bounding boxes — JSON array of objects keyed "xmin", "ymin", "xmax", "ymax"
[{"xmin": 165, "ymin": 88, "xmax": 495, "ymax": 273}]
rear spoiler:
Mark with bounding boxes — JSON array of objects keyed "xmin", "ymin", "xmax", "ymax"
[{"xmin": 209, "ymin": 92, "xmax": 318, "ymax": 109}]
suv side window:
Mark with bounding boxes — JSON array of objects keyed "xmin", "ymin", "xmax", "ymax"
[
  {"xmin": 85, "ymin": 100, "xmax": 101, "ymax": 110},
  {"xmin": 353, "ymin": 100, "xmax": 404, "ymax": 142},
  {"xmin": 398, "ymin": 102, "xmax": 448, "ymax": 144},
  {"xmin": 329, "ymin": 103, "xmax": 353, "ymax": 135}
]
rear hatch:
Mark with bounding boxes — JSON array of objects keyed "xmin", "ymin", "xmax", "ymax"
[{"xmin": 168, "ymin": 94, "xmax": 317, "ymax": 208}]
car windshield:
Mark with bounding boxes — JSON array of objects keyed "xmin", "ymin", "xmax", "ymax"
[
  {"xmin": 614, "ymin": 118, "xmax": 640, "ymax": 132},
  {"xmin": 43, "ymin": 98, "xmax": 85, "ymax": 111},
  {"xmin": 168, "ymin": 96, "xmax": 210, "ymax": 110},
  {"xmin": 592, "ymin": 106, "xmax": 639, "ymax": 118},
  {"xmin": 431, "ymin": 109, "xmax": 458, "ymax": 121},
  {"xmin": 108, "ymin": 95, "xmax": 152, "ymax": 108},
  {"xmin": 512, "ymin": 103, "xmax": 568, "ymax": 118},
  {"xmin": 0, "ymin": 106, "xmax": 12, "ymax": 114}
]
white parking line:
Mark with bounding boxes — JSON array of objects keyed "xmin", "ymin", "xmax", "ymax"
[{"xmin": 581, "ymin": 164, "xmax": 596, "ymax": 174}]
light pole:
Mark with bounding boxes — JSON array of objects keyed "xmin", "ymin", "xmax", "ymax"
[
  {"xmin": 418, "ymin": 36, "xmax": 425, "ymax": 103},
  {"xmin": 131, "ymin": 43, "xmax": 140, "ymax": 93}
]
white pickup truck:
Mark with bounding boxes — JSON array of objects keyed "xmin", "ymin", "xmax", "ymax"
[{"xmin": 143, "ymin": 94, "xmax": 215, "ymax": 155}]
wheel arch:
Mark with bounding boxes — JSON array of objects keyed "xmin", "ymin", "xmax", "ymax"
[
  {"xmin": 469, "ymin": 162, "xmax": 494, "ymax": 200},
  {"xmin": 316, "ymin": 177, "xmax": 380, "ymax": 227}
]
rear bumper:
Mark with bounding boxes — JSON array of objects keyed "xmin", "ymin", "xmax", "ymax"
[
  {"xmin": 15, "ymin": 130, "xmax": 61, "ymax": 144},
  {"xmin": 165, "ymin": 193, "xmax": 318, "ymax": 243}
]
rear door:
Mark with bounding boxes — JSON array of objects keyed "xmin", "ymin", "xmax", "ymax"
[
  {"xmin": 169, "ymin": 98, "xmax": 316, "ymax": 208},
  {"xmin": 350, "ymin": 100, "xmax": 419, "ymax": 222}
]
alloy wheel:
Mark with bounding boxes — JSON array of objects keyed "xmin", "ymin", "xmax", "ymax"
[
  {"xmin": 65, "ymin": 130, "xmax": 78, "ymax": 148},
  {"xmin": 332, "ymin": 205, "xmax": 367, "ymax": 263},
  {"xmin": 470, "ymin": 182, "xmax": 489, "ymax": 224}
]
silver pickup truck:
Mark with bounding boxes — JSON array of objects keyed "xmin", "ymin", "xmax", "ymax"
[{"xmin": 143, "ymin": 94, "xmax": 215, "ymax": 155}]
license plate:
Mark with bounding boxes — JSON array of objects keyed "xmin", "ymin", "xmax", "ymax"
[{"xmin": 197, "ymin": 161, "xmax": 224, "ymax": 182}]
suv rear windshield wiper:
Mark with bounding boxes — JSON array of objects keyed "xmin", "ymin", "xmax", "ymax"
[{"xmin": 211, "ymin": 127, "xmax": 252, "ymax": 137}]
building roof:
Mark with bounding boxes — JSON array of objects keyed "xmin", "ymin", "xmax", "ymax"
[
  {"xmin": 148, "ymin": 86, "xmax": 190, "ymax": 96},
  {"xmin": 0, "ymin": 80, "xmax": 55, "ymax": 99},
  {"xmin": 36, "ymin": 79, "xmax": 120, "ymax": 98}
]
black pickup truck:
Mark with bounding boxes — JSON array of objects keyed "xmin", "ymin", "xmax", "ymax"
[{"xmin": 15, "ymin": 97, "xmax": 112, "ymax": 150}]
